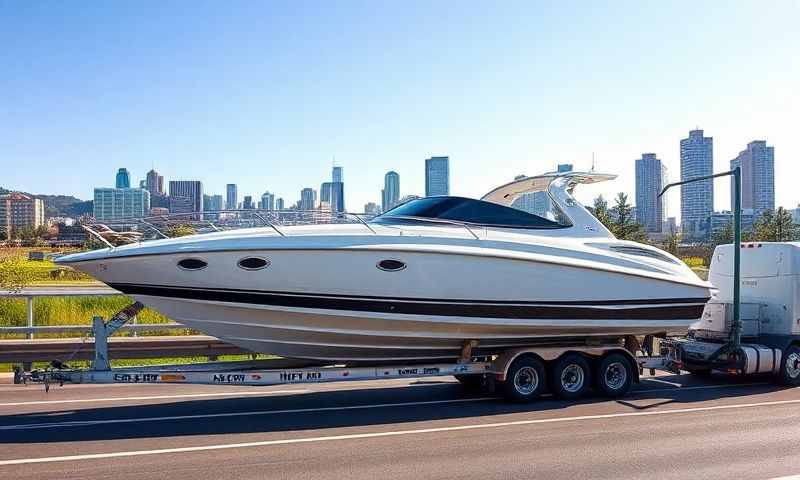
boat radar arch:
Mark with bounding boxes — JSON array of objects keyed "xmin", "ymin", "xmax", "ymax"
[{"xmin": 481, "ymin": 171, "xmax": 618, "ymax": 238}]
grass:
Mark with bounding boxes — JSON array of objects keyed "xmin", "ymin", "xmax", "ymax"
[{"xmin": 0, "ymin": 354, "xmax": 276, "ymax": 373}]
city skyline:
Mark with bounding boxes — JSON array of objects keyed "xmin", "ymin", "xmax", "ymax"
[{"xmin": 3, "ymin": 3, "xmax": 797, "ymax": 217}]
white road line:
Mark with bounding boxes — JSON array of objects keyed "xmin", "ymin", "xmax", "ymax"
[
  {"xmin": 638, "ymin": 381, "xmax": 769, "ymax": 393},
  {"xmin": 0, "ymin": 397, "xmax": 496, "ymax": 431},
  {"xmin": 641, "ymin": 377, "xmax": 684, "ymax": 387},
  {"xmin": 3, "ymin": 397, "xmax": 800, "ymax": 466},
  {"xmin": 0, "ymin": 389, "xmax": 311, "ymax": 407}
]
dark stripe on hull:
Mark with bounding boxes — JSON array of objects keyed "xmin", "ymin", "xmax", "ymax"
[{"xmin": 109, "ymin": 283, "xmax": 708, "ymax": 321}]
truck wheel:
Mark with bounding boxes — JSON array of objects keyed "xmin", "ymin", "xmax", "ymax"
[
  {"xmin": 500, "ymin": 355, "xmax": 546, "ymax": 403},
  {"xmin": 594, "ymin": 353, "xmax": 633, "ymax": 398},
  {"xmin": 549, "ymin": 353, "xmax": 591, "ymax": 400},
  {"xmin": 778, "ymin": 345, "xmax": 800, "ymax": 386}
]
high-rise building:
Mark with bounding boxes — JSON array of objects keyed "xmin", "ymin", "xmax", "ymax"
[
  {"xmin": 203, "ymin": 194, "xmax": 224, "ymax": 212},
  {"xmin": 330, "ymin": 182, "xmax": 345, "ymax": 213},
  {"xmin": 242, "ymin": 196, "xmax": 254, "ymax": 210},
  {"xmin": 680, "ymin": 129, "xmax": 714, "ymax": 239},
  {"xmin": 320, "ymin": 182, "xmax": 332, "ymax": 204},
  {"xmin": 115, "ymin": 168, "xmax": 131, "ymax": 189},
  {"xmin": 0, "ymin": 192, "xmax": 45, "ymax": 239},
  {"xmin": 226, "ymin": 184, "xmax": 238, "ymax": 210},
  {"xmin": 299, "ymin": 188, "xmax": 317, "ymax": 210},
  {"xmin": 145, "ymin": 169, "xmax": 165, "ymax": 196},
  {"xmin": 557, "ymin": 164, "xmax": 573, "ymax": 173},
  {"xmin": 425, "ymin": 156, "xmax": 449, "ymax": 196},
  {"xmin": 261, "ymin": 191, "xmax": 275, "ymax": 211},
  {"xmin": 635, "ymin": 153, "xmax": 668, "ymax": 233},
  {"xmin": 168, "ymin": 196, "xmax": 193, "ymax": 214},
  {"xmin": 93, "ymin": 188, "xmax": 150, "ymax": 221},
  {"xmin": 512, "ymin": 164, "xmax": 573, "ymax": 218},
  {"xmin": 332, "ymin": 166, "xmax": 343, "ymax": 183},
  {"xmin": 169, "ymin": 181, "xmax": 203, "ymax": 212},
  {"xmin": 382, "ymin": 171, "xmax": 400, "ymax": 212},
  {"xmin": 364, "ymin": 202, "xmax": 380, "ymax": 216},
  {"xmin": 275, "ymin": 198, "xmax": 285, "ymax": 210},
  {"xmin": 730, "ymin": 140, "xmax": 774, "ymax": 217}
]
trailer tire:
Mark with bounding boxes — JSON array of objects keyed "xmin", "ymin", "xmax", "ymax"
[
  {"xmin": 549, "ymin": 353, "xmax": 591, "ymax": 400},
  {"xmin": 778, "ymin": 345, "xmax": 800, "ymax": 386},
  {"xmin": 594, "ymin": 353, "xmax": 633, "ymax": 398},
  {"xmin": 500, "ymin": 355, "xmax": 546, "ymax": 403}
]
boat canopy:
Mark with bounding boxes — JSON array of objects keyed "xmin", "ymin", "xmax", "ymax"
[
  {"xmin": 481, "ymin": 171, "xmax": 617, "ymax": 207},
  {"xmin": 373, "ymin": 196, "xmax": 567, "ymax": 229}
]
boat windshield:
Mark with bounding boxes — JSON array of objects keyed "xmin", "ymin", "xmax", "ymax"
[{"xmin": 372, "ymin": 196, "xmax": 568, "ymax": 229}]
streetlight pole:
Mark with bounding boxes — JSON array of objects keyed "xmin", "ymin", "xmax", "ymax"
[{"xmin": 659, "ymin": 167, "xmax": 741, "ymax": 347}]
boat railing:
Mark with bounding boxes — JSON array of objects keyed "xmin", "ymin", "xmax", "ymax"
[{"xmin": 80, "ymin": 210, "xmax": 378, "ymax": 248}]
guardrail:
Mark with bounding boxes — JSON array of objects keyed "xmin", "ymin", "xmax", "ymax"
[{"xmin": 0, "ymin": 286, "xmax": 187, "ymax": 339}]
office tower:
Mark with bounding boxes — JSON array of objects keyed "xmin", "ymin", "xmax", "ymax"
[
  {"xmin": 261, "ymin": 191, "xmax": 275, "ymax": 211},
  {"xmin": 730, "ymin": 140, "xmax": 775, "ymax": 216},
  {"xmin": 241, "ymin": 195, "xmax": 254, "ymax": 210},
  {"xmin": 364, "ymin": 202, "xmax": 380, "ymax": 216},
  {"xmin": 0, "ymin": 193, "xmax": 45, "ymax": 239},
  {"xmin": 425, "ymin": 156, "xmax": 449, "ymax": 196},
  {"xmin": 300, "ymin": 188, "xmax": 317, "ymax": 210},
  {"xmin": 557, "ymin": 164, "xmax": 573, "ymax": 173},
  {"xmin": 169, "ymin": 180, "xmax": 203, "ymax": 212},
  {"xmin": 635, "ymin": 153, "xmax": 668, "ymax": 233},
  {"xmin": 680, "ymin": 129, "xmax": 714, "ymax": 239},
  {"xmin": 226, "ymin": 184, "xmax": 238, "ymax": 210},
  {"xmin": 145, "ymin": 169, "xmax": 165, "ymax": 196},
  {"xmin": 94, "ymin": 188, "xmax": 150, "ymax": 221},
  {"xmin": 203, "ymin": 194, "xmax": 224, "ymax": 212},
  {"xmin": 332, "ymin": 166, "xmax": 343, "ymax": 183},
  {"xmin": 168, "ymin": 196, "xmax": 193, "ymax": 214},
  {"xmin": 115, "ymin": 168, "xmax": 131, "ymax": 189},
  {"xmin": 320, "ymin": 182, "xmax": 332, "ymax": 204},
  {"xmin": 382, "ymin": 171, "xmax": 400, "ymax": 212},
  {"xmin": 330, "ymin": 182, "xmax": 345, "ymax": 213},
  {"xmin": 275, "ymin": 198, "xmax": 285, "ymax": 210}
]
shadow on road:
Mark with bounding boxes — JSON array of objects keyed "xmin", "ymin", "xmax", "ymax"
[{"xmin": 1, "ymin": 373, "xmax": 785, "ymax": 445}]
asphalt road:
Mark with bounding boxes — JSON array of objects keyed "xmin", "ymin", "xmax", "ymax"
[{"xmin": 2, "ymin": 373, "xmax": 800, "ymax": 480}]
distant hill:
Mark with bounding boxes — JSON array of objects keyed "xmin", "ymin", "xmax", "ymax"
[{"xmin": 0, "ymin": 187, "xmax": 93, "ymax": 218}]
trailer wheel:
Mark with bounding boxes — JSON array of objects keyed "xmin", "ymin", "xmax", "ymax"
[
  {"xmin": 778, "ymin": 345, "xmax": 800, "ymax": 386},
  {"xmin": 594, "ymin": 353, "xmax": 633, "ymax": 398},
  {"xmin": 549, "ymin": 353, "xmax": 591, "ymax": 400},
  {"xmin": 500, "ymin": 355, "xmax": 546, "ymax": 403}
]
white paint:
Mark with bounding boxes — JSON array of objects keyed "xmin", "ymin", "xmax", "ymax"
[
  {"xmin": 0, "ymin": 397, "xmax": 496, "ymax": 431},
  {"xmin": 3, "ymin": 396, "xmax": 800, "ymax": 466},
  {"xmin": 0, "ymin": 389, "xmax": 311, "ymax": 407},
  {"xmin": 641, "ymin": 377, "xmax": 683, "ymax": 387}
]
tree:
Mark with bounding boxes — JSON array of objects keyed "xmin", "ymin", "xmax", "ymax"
[
  {"xmin": 591, "ymin": 195, "xmax": 612, "ymax": 231},
  {"xmin": 754, "ymin": 207, "xmax": 797, "ymax": 242},
  {"xmin": 610, "ymin": 192, "xmax": 646, "ymax": 241},
  {"xmin": 662, "ymin": 230, "xmax": 681, "ymax": 257},
  {"xmin": 166, "ymin": 224, "xmax": 197, "ymax": 238}
]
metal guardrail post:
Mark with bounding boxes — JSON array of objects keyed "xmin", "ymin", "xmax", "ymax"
[{"xmin": 26, "ymin": 296, "xmax": 34, "ymax": 340}]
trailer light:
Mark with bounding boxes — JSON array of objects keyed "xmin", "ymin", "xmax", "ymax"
[{"xmin": 160, "ymin": 374, "xmax": 185, "ymax": 381}]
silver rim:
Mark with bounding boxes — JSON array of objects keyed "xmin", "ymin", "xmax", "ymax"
[
  {"xmin": 560, "ymin": 364, "xmax": 585, "ymax": 393},
  {"xmin": 786, "ymin": 352, "xmax": 800, "ymax": 379},
  {"xmin": 604, "ymin": 362, "xmax": 627, "ymax": 390},
  {"xmin": 513, "ymin": 366, "xmax": 540, "ymax": 395}
]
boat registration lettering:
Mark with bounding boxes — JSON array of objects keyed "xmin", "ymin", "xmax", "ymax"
[
  {"xmin": 279, "ymin": 371, "xmax": 323, "ymax": 382},
  {"xmin": 398, "ymin": 367, "xmax": 440, "ymax": 376}
]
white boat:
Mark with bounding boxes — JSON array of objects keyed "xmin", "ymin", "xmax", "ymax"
[{"xmin": 57, "ymin": 172, "xmax": 713, "ymax": 362}]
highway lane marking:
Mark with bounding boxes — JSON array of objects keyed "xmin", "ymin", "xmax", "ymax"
[
  {"xmin": 641, "ymin": 377, "xmax": 683, "ymax": 387},
  {"xmin": 3, "ymin": 396, "xmax": 800, "ymax": 466},
  {"xmin": 0, "ymin": 397, "xmax": 497, "ymax": 431},
  {"xmin": 0, "ymin": 389, "xmax": 312, "ymax": 407}
]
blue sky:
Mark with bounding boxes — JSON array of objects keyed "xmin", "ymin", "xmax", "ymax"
[{"xmin": 1, "ymin": 1, "xmax": 798, "ymax": 216}]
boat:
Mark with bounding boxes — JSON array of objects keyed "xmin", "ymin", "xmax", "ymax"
[{"xmin": 56, "ymin": 171, "xmax": 713, "ymax": 362}]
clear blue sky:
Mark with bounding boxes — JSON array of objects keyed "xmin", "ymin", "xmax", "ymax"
[{"xmin": 2, "ymin": 1, "xmax": 798, "ymax": 216}]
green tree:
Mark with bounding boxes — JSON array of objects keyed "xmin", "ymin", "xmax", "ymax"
[
  {"xmin": 662, "ymin": 230, "xmax": 681, "ymax": 257},
  {"xmin": 166, "ymin": 224, "xmax": 197, "ymax": 238},
  {"xmin": 610, "ymin": 192, "xmax": 647, "ymax": 241},
  {"xmin": 754, "ymin": 207, "xmax": 797, "ymax": 242},
  {"xmin": 591, "ymin": 195, "xmax": 612, "ymax": 230}
]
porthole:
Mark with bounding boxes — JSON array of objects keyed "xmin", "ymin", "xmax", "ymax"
[
  {"xmin": 238, "ymin": 257, "xmax": 270, "ymax": 271},
  {"xmin": 377, "ymin": 259, "xmax": 406, "ymax": 272},
  {"xmin": 177, "ymin": 258, "xmax": 208, "ymax": 271}
]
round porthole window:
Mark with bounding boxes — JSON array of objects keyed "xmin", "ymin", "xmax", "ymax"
[
  {"xmin": 177, "ymin": 258, "xmax": 208, "ymax": 271},
  {"xmin": 377, "ymin": 259, "xmax": 406, "ymax": 272},
  {"xmin": 238, "ymin": 257, "xmax": 270, "ymax": 270}
]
